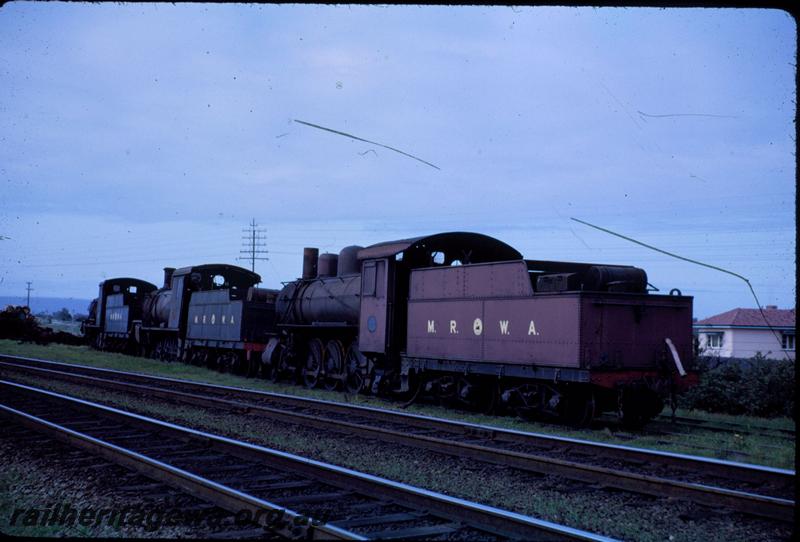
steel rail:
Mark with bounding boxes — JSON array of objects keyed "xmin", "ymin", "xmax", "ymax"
[
  {"xmin": 0, "ymin": 354, "xmax": 792, "ymax": 484},
  {"xmin": 0, "ymin": 379, "xmax": 616, "ymax": 542},
  {"xmin": 0, "ymin": 356, "xmax": 794, "ymax": 523},
  {"xmin": 0, "ymin": 403, "xmax": 361, "ymax": 540}
]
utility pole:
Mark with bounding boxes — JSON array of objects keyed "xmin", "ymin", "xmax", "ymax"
[
  {"xmin": 25, "ymin": 281, "xmax": 33, "ymax": 308},
  {"xmin": 238, "ymin": 219, "xmax": 269, "ymax": 275}
]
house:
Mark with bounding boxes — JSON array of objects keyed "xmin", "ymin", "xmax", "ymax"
[{"xmin": 694, "ymin": 306, "xmax": 795, "ymax": 360}]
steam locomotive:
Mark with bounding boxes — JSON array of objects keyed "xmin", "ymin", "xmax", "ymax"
[{"xmin": 82, "ymin": 231, "xmax": 694, "ymax": 426}]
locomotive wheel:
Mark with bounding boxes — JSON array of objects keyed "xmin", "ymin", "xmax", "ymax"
[
  {"xmin": 323, "ymin": 340, "xmax": 345, "ymax": 391},
  {"xmin": 259, "ymin": 344, "xmax": 281, "ymax": 380},
  {"xmin": 477, "ymin": 379, "xmax": 501, "ymax": 415},
  {"xmin": 619, "ymin": 388, "xmax": 662, "ymax": 429},
  {"xmin": 207, "ymin": 349, "xmax": 223, "ymax": 371},
  {"xmin": 344, "ymin": 343, "xmax": 369, "ymax": 394},
  {"xmin": 189, "ymin": 348, "xmax": 208, "ymax": 366},
  {"xmin": 219, "ymin": 352, "xmax": 245, "ymax": 375},
  {"xmin": 154, "ymin": 338, "xmax": 179, "ymax": 362},
  {"xmin": 214, "ymin": 352, "xmax": 230, "ymax": 373},
  {"xmin": 272, "ymin": 347, "xmax": 287, "ymax": 383},
  {"xmin": 303, "ymin": 339, "xmax": 324, "ymax": 389},
  {"xmin": 435, "ymin": 375, "xmax": 458, "ymax": 406},
  {"xmin": 151, "ymin": 340, "xmax": 164, "ymax": 361},
  {"xmin": 561, "ymin": 389, "xmax": 596, "ymax": 428},
  {"xmin": 156, "ymin": 340, "xmax": 167, "ymax": 361}
]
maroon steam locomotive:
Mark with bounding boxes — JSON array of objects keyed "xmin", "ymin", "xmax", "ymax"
[{"xmin": 84, "ymin": 231, "xmax": 694, "ymax": 426}]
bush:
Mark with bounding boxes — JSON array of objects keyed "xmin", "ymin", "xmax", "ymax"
[
  {"xmin": 53, "ymin": 308, "xmax": 72, "ymax": 321},
  {"xmin": 681, "ymin": 354, "xmax": 795, "ymax": 418}
]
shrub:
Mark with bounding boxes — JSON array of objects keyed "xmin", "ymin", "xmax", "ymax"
[
  {"xmin": 681, "ymin": 353, "xmax": 795, "ymax": 418},
  {"xmin": 53, "ymin": 308, "xmax": 72, "ymax": 321}
]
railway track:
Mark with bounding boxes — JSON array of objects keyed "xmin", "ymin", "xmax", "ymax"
[
  {"xmin": 0, "ymin": 354, "xmax": 794, "ymax": 524},
  {"xmin": 0, "ymin": 378, "xmax": 615, "ymax": 541},
  {"xmin": 0, "ymin": 423, "xmax": 278, "ymax": 539}
]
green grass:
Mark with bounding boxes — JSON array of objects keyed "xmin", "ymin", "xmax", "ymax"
[
  {"xmin": 34, "ymin": 318, "xmax": 82, "ymax": 336},
  {"xmin": 0, "ymin": 339, "xmax": 794, "ymax": 469}
]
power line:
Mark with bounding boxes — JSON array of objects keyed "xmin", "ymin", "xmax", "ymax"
[
  {"xmin": 571, "ymin": 217, "xmax": 793, "ymax": 362},
  {"xmin": 25, "ymin": 281, "xmax": 33, "ymax": 308},
  {"xmin": 238, "ymin": 218, "xmax": 269, "ymax": 275}
]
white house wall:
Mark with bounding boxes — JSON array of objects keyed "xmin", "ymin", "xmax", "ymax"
[
  {"xmin": 697, "ymin": 328, "xmax": 794, "ymax": 360},
  {"xmin": 730, "ymin": 328, "xmax": 794, "ymax": 360}
]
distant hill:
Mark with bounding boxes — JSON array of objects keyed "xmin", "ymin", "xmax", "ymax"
[{"xmin": 0, "ymin": 296, "xmax": 93, "ymax": 317}]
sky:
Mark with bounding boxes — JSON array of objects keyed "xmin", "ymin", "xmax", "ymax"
[{"xmin": 0, "ymin": 3, "xmax": 795, "ymax": 319}]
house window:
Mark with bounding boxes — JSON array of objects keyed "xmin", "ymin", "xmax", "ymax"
[
  {"xmin": 782, "ymin": 332, "xmax": 795, "ymax": 351},
  {"xmin": 706, "ymin": 332, "xmax": 723, "ymax": 349}
]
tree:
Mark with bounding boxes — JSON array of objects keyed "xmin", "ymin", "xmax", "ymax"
[{"xmin": 54, "ymin": 307, "xmax": 72, "ymax": 321}]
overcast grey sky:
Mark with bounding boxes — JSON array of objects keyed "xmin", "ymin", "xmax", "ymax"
[{"xmin": 0, "ymin": 4, "xmax": 795, "ymax": 319}]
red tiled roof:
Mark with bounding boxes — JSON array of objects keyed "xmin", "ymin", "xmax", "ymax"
[{"xmin": 696, "ymin": 308, "xmax": 795, "ymax": 327}]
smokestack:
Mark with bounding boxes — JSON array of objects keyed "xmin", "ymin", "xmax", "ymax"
[
  {"xmin": 302, "ymin": 248, "xmax": 319, "ymax": 280},
  {"xmin": 163, "ymin": 267, "xmax": 176, "ymax": 289}
]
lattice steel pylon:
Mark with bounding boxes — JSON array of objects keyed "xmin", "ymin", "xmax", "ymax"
[{"xmin": 238, "ymin": 219, "xmax": 269, "ymax": 276}]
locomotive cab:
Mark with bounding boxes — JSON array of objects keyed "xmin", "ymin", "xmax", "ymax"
[
  {"xmin": 140, "ymin": 264, "xmax": 277, "ymax": 370},
  {"xmin": 82, "ymin": 277, "xmax": 158, "ymax": 352}
]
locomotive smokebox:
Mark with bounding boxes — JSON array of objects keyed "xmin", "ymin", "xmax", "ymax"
[
  {"xmin": 338, "ymin": 245, "xmax": 363, "ymax": 276},
  {"xmin": 302, "ymin": 248, "xmax": 319, "ymax": 280},
  {"xmin": 143, "ymin": 289, "xmax": 172, "ymax": 327},
  {"xmin": 317, "ymin": 253, "xmax": 338, "ymax": 278},
  {"xmin": 163, "ymin": 267, "xmax": 176, "ymax": 289}
]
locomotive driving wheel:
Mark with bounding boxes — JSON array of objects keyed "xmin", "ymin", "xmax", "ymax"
[
  {"xmin": 303, "ymin": 338, "xmax": 324, "ymax": 389},
  {"xmin": 323, "ymin": 340, "xmax": 345, "ymax": 391},
  {"xmin": 344, "ymin": 342, "xmax": 369, "ymax": 394},
  {"xmin": 273, "ymin": 343, "xmax": 298, "ymax": 383},
  {"xmin": 271, "ymin": 347, "xmax": 288, "ymax": 383}
]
